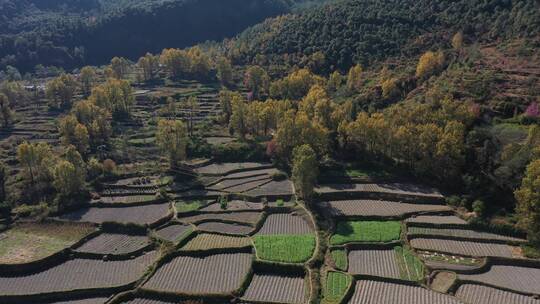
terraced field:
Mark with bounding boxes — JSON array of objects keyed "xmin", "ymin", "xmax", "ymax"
[
  {"xmin": 347, "ymin": 248, "xmax": 400, "ymax": 278},
  {"xmin": 323, "ymin": 199, "xmax": 451, "ymax": 217},
  {"xmin": 119, "ymin": 298, "xmax": 178, "ymax": 304},
  {"xmin": 408, "ymin": 227, "xmax": 526, "ymax": 243},
  {"xmin": 349, "ymin": 280, "xmax": 462, "ymax": 304},
  {"xmin": 199, "ymin": 200, "xmax": 264, "ymax": 212},
  {"xmin": 323, "ymin": 271, "xmax": 352, "ymax": 304},
  {"xmin": 154, "ymin": 223, "xmax": 192, "ymax": 243},
  {"xmin": 245, "ymin": 180, "xmax": 295, "ymax": 197},
  {"xmin": 182, "ymin": 233, "xmax": 251, "ymax": 251},
  {"xmin": 195, "ymin": 162, "xmax": 270, "ymax": 175},
  {"xmin": 330, "ymin": 221, "xmax": 401, "ymax": 245},
  {"xmin": 242, "ymin": 273, "xmax": 307, "ymax": 304},
  {"xmin": 256, "ymin": 213, "xmax": 313, "ymax": 235},
  {"xmin": 456, "ymin": 283, "xmax": 540, "ymax": 304},
  {"xmin": 316, "ymin": 183, "xmax": 443, "ymax": 200},
  {"xmin": 0, "ymin": 222, "xmax": 94, "ymax": 264},
  {"xmin": 75, "ymin": 233, "xmax": 150, "ymax": 255},
  {"xmin": 253, "ymin": 234, "xmax": 316, "ymax": 263},
  {"xmin": 143, "ymin": 253, "xmax": 252, "ymax": 294},
  {"xmin": 44, "ymin": 297, "xmax": 110, "ymax": 304},
  {"xmin": 409, "ymin": 237, "xmax": 514, "ymax": 258},
  {"xmin": 405, "ymin": 215, "xmax": 468, "ymax": 225},
  {"xmin": 58, "ymin": 203, "xmax": 171, "ymax": 225},
  {"xmin": 178, "ymin": 211, "xmax": 262, "ymax": 225},
  {"xmin": 0, "ymin": 251, "xmax": 158, "ymax": 296},
  {"xmin": 459, "ymin": 264, "xmax": 540, "ymax": 294},
  {"xmin": 197, "ymin": 221, "xmax": 254, "ymax": 235}
]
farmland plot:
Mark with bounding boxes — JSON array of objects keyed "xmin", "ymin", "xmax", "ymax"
[
  {"xmin": 316, "ymin": 183, "xmax": 443, "ymax": 199},
  {"xmin": 58, "ymin": 203, "xmax": 171, "ymax": 225},
  {"xmin": 221, "ymin": 168, "xmax": 280, "ymax": 179},
  {"xmin": 244, "ymin": 180, "xmax": 295, "ymax": 197},
  {"xmin": 253, "ymin": 234, "xmax": 316, "ymax": 263},
  {"xmin": 178, "ymin": 211, "xmax": 262, "ymax": 225},
  {"xmin": 242, "ymin": 273, "xmax": 307, "ymax": 304},
  {"xmin": 349, "ymin": 280, "xmax": 462, "ymax": 304},
  {"xmin": 195, "ymin": 162, "xmax": 271, "ymax": 175},
  {"xmin": 155, "ymin": 223, "xmax": 192, "ymax": 243},
  {"xmin": 348, "ymin": 248, "xmax": 400, "ymax": 278},
  {"xmin": 199, "ymin": 200, "xmax": 264, "ymax": 212},
  {"xmin": 409, "ymin": 238, "xmax": 513, "ymax": 258},
  {"xmin": 456, "ymin": 283, "xmax": 540, "ymax": 304},
  {"xmin": 256, "ymin": 213, "xmax": 313, "ymax": 235},
  {"xmin": 120, "ymin": 298, "xmax": 181, "ymax": 304},
  {"xmin": 197, "ymin": 221, "xmax": 254, "ymax": 235},
  {"xmin": 0, "ymin": 222, "xmax": 94, "ymax": 264},
  {"xmin": 207, "ymin": 175, "xmax": 271, "ymax": 193},
  {"xmin": 143, "ymin": 253, "xmax": 252, "ymax": 294},
  {"xmin": 408, "ymin": 227, "xmax": 526, "ymax": 243},
  {"xmin": 45, "ymin": 297, "xmax": 110, "ymax": 304},
  {"xmin": 459, "ymin": 265, "xmax": 540, "ymax": 294},
  {"xmin": 75, "ymin": 233, "xmax": 150, "ymax": 255},
  {"xmin": 94, "ymin": 195, "xmax": 158, "ymax": 205},
  {"xmin": 330, "ymin": 221, "xmax": 401, "ymax": 245},
  {"xmin": 323, "ymin": 271, "xmax": 352, "ymax": 304},
  {"xmin": 323, "ymin": 199, "xmax": 451, "ymax": 217},
  {"xmin": 331, "ymin": 249, "xmax": 348, "ymax": 271},
  {"xmin": 405, "ymin": 215, "xmax": 467, "ymax": 225},
  {"xmin": 0, "ymin": 251, "xmax": 158, "ymax": 296},
  {"xmin": 182, "ymin": 233, "xmax": 251, "ymax": 251}
]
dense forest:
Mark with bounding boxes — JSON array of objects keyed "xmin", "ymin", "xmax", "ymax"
[{"xmin": 0, "ymin": 0, "xmax": 324, "ymax": 72}]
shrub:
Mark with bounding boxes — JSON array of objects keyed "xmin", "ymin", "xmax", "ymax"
[
  {"xmin": 102, "ymin": 159, "xmax": 117, "ymax": 175},
  {"xmin": 472, "ymin": 200, "xmax": 486, "ymax": 217},
  {"xmin": 271, "ymin": 171, "xmax": 288, "ymax": 181}
]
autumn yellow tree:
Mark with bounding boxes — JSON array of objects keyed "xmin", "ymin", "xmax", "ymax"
[
  {"xmin": 0, "ymin": 93, "xmax": 13, "ymax": 129},
  {"xmin": 292, "ymin": 144, "xmax": 318, "ymax": 201},
  {"xmin": 46, "ymin": 73, "xmax": 78, "ymax": 109},
  {"xmin": 156, "ymin": 119, "xmax": 188, "ymax": 167},
  {"xmin": 217, "ymin": 56, "xmax": 234, "ymax": 87},
  {"xmin": 110, "ymin": 57, "xmax": 130, "ymax": 79},
  {"xmin": 160, "ymin": 48, "xmax": 190, "ymax": 78},
  {"xmin": 137, "ymin": 53, "xmax": 160, "ymax": 82},
  {"xmin": 347, "ymin": 64, "xmax": 363, "ymax": 92},
  {"xmin": 89, "ymin": 78, "xmax": 134, "ymax": 119},
  {"xmin": 80, "ymin": 66, "xmax": 96, "ymax": 96},
  {"xmin": 416, "ymin": 51, "xmax": 445, "ymax": 79},
  {"xmin": 244, "ymin": 66, "xmax": 269, "ymax": 100},
  {"xmin": 452, "ymin": 32, "xmax": 464, "ymax": 50}
]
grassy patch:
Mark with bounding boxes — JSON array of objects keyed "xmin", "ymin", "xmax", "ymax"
[
  {"xmin": 417, "ymin": 250, "xmax": 482, "ymax": 266},
  {"xmin": 521, "ymin": 244, "xmax": 540, "ymax": 259},
  {"xmin": 253, "ymin": 234, "xmax": 316, "ymax": 263},
  {"xmin": 394, "ymin": 246, "xmax": 425, "ymax": 281},
  {"xmin": 330, "ymin": 249, "xmax": 347, "ymax": 271},
  {"xmin": 323, "ymin": 271, "xmax": 352, "ymax": 304},
  {"xmin": 183, "ymin": 233, "xmax": 251, "ymax": 251},
  {"xmin": 330, "ymin": 221, "xmax": 401, "ymax": 245},
  {"xmin": 175, "ymin": 200, "xmax": 204, "ymax": 213},
  {"xmin": 0, "ymin": 222, "xmax": 94, "ymax": 264}
]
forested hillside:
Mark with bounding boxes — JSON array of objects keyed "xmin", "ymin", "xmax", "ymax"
[
  {"xmin": 229, "ymin": 0, "xmax": 540, "ymax": 70},
  {"xmin": 0, "ymin": 0, "xmax": 324, "ymax": 72}
]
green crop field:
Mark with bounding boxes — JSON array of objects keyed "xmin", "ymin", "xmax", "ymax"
[
  {"xmin": 175, "ymin": 200, "xmax": 204, "ymax": 213},
  {"xmin": 394, "ymin": 246, "xmax": 425, "ymax": 281},
  {"xmin": 330, "ymin": 221, "xmax": 401, "ymax": 245},
  {"xmin": 323, "ymin": 271, "xmax": 352, "ymax": 303},
  {"xmin": 253, "ymin": 234, "xmax": 316, "ymax": 263},
  {"xmin": 330, "ymin": 249, "xmax": 348, "ymax": 271}
]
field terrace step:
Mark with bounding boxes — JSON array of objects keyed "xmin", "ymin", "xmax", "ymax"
[
  {"xmin": 117, "ymin": 298, "xmax": 182, "ymax": 304},
  {"xmin": 74, "ymin": 233, "xmax": 152, "ymax": 256},
  {"xmin": 409, "ymin": 237, "xmax": 515, "ymax": 258},
  {"xmin": 0, "ymin": 251, "xmax": 158, "ymax": 298},
  {"xmin": 458, "ymin": 264, "xmax": 540, "ymax": 295},
  {"xmin": 199, "ymin": 200, "xmax": 264, "ymax": 212},
  {"xmin": 407, "ymin": 227, "xmax": 526, "ymax": 244},
  {"xmin": 154, "ymin": 223, "xmax": 192, "ymax": 243},
  {"xmin": 41, "ymin": 296, "xmax": 111, "ymax": 304},
  {"xmin": 244, "ymin": 180, "xmax": 295, "ymax": 199},
  {"xmin": 348, "ymin": 247, "xmax": 401, "ymax": 279},
  {"xmin": 142, "ymin": 252, "xmax": 252, "ymax": 295},
  {"xmin": 178, "ymin": 211, "xmax": 262, "ymax": 226},
  {"xmin": 455, "ymin": 283, "xmax": 540, "ymax": 304},
  {"xmin": 406, "ymin": 215, "xmax": 468, "ymax": 226},
  {"xmin": 255, "ymin": 213, "xmax": 314, "ymax": 235},
  {"xmin": 57, "ymin": 203, "xmax": 172, "ymax": 226},
  {"xmin": 194, "ymin": 162, "xmax": 273, "ymax": 176},
  {"xmin": 203, "ymin": 168, "xmax": 281, "ymax": 186},
  {"xmin": 241, "ymin": 272, "xmax": 307, "ymax": 304},
  {"xmin": 321, "ymin": 199, "xmax": 452, "ymax": 218},
  {"xmin": 316, "ymin": 183, "xmax": 444, "ymax": 203},
  {"xmin": 181, "ymin": 233, "xmax": 252, "ymax": 251},
  {"xmin": 196, "ymin": 221, "xmax": 255, "ymax": 235},
  {"xmin": 207, "ymin": 176, "xmax": 273, "ymax": 194},
  {"xmin": 349, "ymin": 280, "xmax": 463, "ymax": 304}
]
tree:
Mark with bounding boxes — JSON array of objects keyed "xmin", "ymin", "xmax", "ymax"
[
  {"xmin": 183, "ymin": 96, "xmax": 200, "ymax": 137},
  {"xmin": 72, "ymin": 100, "xmax": 112, "ymax": 148},
  {"xmin": 187, "ymin": 47, "xmax": 211, "ymax": 80},
  {"xmin": 452, "ymin": 32, "xmax": 464, "ymax": 50},
  {"xmin": 17, "ymin": 142, "xmax": 53, "ymax": 186},
  {"xmin": 292, "ymin": 144, "xmax": 318, "ymax": 201},
  {"xmin": 0, "ymin": 162, "xmax": 5, "ymax": 203},
  {"xmin": 327, "ymin": 71, "xmax": 343, "ymax": 92},
  {"xmin": 381, "ymin": 77, "xmax": 400, "ymax": 99},
  {"xmin": 0, "ymin": 93, "xmax": 13, "ymax": 129},
  {"xmin": 229, "ymin": 94, "xmax": 248, "ymax": 139},
  {"xmin": 80, "ymin": 66, "xmax": 96, "ymax": 96},
  {"xmin": 53, "ymin": 160, "xmax": 85, "ymax": 198},
  {"xmin": 45, "ymin": 73, "xmax": 78, "ymax": 109},
  {"xmin": 160, "ymin": 48, "xmax": 190, "ymax": 78},
  {"xmin": 90, "ymin": 78, "xmax": 134, "ymax": 119},
  {"xmin": 416, "ymin": 51, "xmax": 445, "ymax": 79},
  {"xmin": 347, "ymin": 64, "xmax": 363, "ymax": 92},
  {"xmin": 110, "ymin": 57, "xmax": 130, "ymax": 79},
  {"xmin": 244, "ymin": 66, "xmax": 269, "ymax": 100},
  {"xmin": 137, "ymin": 53, "xmax": 160, "ymax": 82},
  {"xmin": 156, "ymin": 119, "xmax": 188, "ymax": 167},
  {"xmin": 217, "ymin": 56, "xmax": 233, "ymax": 87},
  {"xmin": 59, "ymin": 115, "xmax": 90, "ymax": 154},
  {"xmin": 270, "ymin": 68, "xmax": 325, "ymax": 100},
  {"xmin": 515, "ymin": 159, "xmax": 540, "ymax": 245}
]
